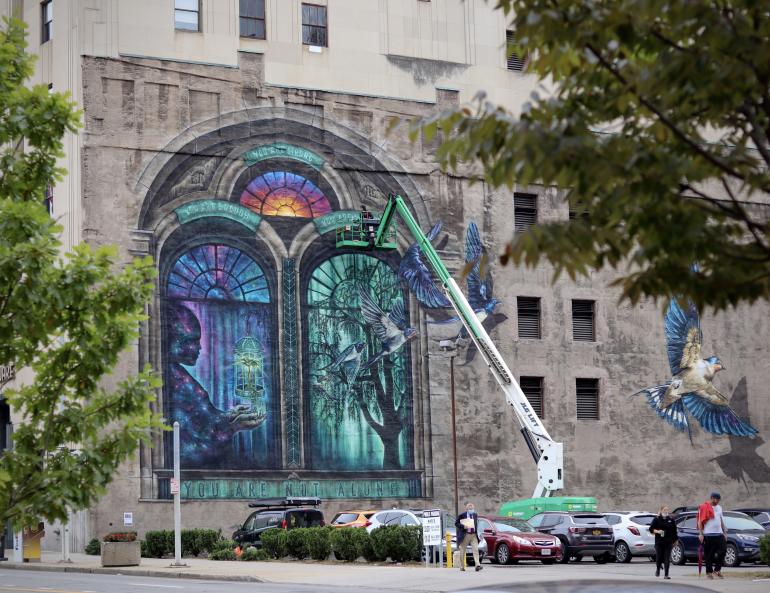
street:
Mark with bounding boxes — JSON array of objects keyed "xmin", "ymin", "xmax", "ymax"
[{"xmin": 2, "ymin": 560, "xmax": 770, "ymax": 593}]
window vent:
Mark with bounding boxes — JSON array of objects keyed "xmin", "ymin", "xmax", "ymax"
[
  {"xmin": 517, "ymin": 297, "xmax": 541, "ymax": 339},
  {"xmin": 514, "ymin": 193, "xmax": 537, "ymax": 232},
  {"xmin": 572, "ymin": 299, "xmax": 595, "ymax": 341},
  {"xmin": 576, "ymin": 378, "xmax": 599, "ymax": 420},
  {"xmin": 506, "ymin": 30, "xmax": 525, "ymax": 72},
  {"xmin": 520, "ymin": 376, "xmax": 544, "ymax": 418}
]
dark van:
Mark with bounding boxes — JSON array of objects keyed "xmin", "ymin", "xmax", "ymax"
[{"xmin": 232, "ymin": 497, "xmax": 325, "ymax": 546}]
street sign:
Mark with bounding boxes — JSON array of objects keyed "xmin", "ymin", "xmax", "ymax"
[
  {"xmin": 170, "ymin": 478, "xmax": 180, "ymax": 495},
  {"xmin": 421, "ymin": 509, "xmax": 442, "ymax": 546}
]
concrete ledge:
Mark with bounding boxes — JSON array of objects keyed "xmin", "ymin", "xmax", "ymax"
[{"xmin": 0, "ymin": 562, "xmax": 265, "ymax": 583}]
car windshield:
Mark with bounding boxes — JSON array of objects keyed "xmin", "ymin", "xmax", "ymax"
[
  {"xmin": 573, "ymin": 515, "xmax": 606, "ymax": 524},
  {"xmin": 724, "ymin": 516, "xmax": 765, "ymax": 532},
  {"xmin": 494, "ymin": 518, "xmax": 532, "ymax": 532},
  {"xmin": 631, "ymin": 515, "xmax": 655, "ymax": 525},
  {"xmin": 332, "ymin": 513, "xmax": 359, "ymax": 524}
]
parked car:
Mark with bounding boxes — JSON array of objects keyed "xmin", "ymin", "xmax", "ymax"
[
  {"xmin": 366, "ymin": 509, "xmax": 422, "ymax": 533},
  {"xmin": 232, "ymin": 497, "xmax": 324, "ymax": 546},
  {"xmin": 528, "ymin": 511, "xmax": 614, "ymax": 563},
  {"xmin": 670, "ymin": 511, "xmax": 765, "ymax": 567},
  {"xmin": 480, "ymin": 516, "xmax": 562, "ymax": 565},
  {"xmin": 330, "ymin": 509, "xmax": 377, "ymax": 528},
  {"xmin": 732, "ymin": 508, "xmax": 770, "ymax": 529},
  {"xmin": 671, "ymin": 506, "xmax": 698, "ymax": 518},
  {"xmin": 603, "ymin": 511, "xmax": 657, "ymax": 563}
]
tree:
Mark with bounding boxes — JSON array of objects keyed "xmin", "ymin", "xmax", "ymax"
[
  {"xmin": 425, "ymin": 0, "xmax": 770, "ymax": 310},
  {"xmin": 0, "ymin": 19, "xmax": 163, "ymax": 533}
]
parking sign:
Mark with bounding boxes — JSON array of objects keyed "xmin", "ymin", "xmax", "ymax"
[{"xmin": 421, "ymin": 509, "xmax": 442, "ymax": 546}]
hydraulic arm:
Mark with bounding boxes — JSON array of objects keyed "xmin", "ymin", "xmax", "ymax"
[{"xmin": 376, "ymin": 194, "xmax": 563, "ymax": 497}]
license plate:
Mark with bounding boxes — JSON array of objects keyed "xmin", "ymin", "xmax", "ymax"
[
  {"xmin": 541, "ymin": 549, "xmax": 552, "ymax": 556},
  {"xmin": 593, "ymin": 530, "xmax": 602, "ymax": 535}
]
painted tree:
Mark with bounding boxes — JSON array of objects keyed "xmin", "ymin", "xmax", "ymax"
[
  {"xmin": 425, "ymin": 0, "xmax": 770, "ymax": 310},
  {"xmin": 0, "ymin": 20, "xmax": 163, "ymax": 534}
]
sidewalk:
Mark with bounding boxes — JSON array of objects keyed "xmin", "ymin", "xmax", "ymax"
[{"xmin": 2, "ymin": 552, "xmax": 768, "ymax": 592}]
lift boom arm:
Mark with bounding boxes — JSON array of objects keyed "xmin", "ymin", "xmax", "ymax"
[{"xmin": 376, "ymin": 194, "xmax": 563, "ymax": 498}]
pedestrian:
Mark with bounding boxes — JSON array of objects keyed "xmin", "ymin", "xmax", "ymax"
[
  {"xmin": 455, "ymin": 502, "xmax": 483, "ymax": 572},
  {"xmin": 649, "ymin": 505, "xmax": 677, "ymax": 579},
  {"xmin": 698, "ymin": 492, "xmax": 727, "ymax": 579}
]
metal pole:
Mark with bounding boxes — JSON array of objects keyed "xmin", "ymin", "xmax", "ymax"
[
  {"xmin": 171, "ymin": 422, "xmax": 185, "ymax": 567},
  {"xmin": 450, "ymin": 355, "xmax": 459, "ymax": 517}
]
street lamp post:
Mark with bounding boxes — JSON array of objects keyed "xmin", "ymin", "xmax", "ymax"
[{"xmin": 449, "ymin": 353, "xmax": 459, "ymax": 517}]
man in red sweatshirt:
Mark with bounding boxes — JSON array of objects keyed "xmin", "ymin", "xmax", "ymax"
[{"xmin": 698, "ymin": 492, "xmax": 727, "ymax": 579}]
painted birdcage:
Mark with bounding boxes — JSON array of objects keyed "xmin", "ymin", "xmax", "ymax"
[{"xmin": 233, "ymin": 317, "xmax": 265, "ymax": 416}]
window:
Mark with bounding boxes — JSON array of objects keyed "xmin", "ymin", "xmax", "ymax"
[
  {"xmin": 605, "ymin": 515, "xmax": 621, "ymax": 526},
  {"xmin": 576, "ymin": 378, "xmax": 599, "ymax": 420},
  {"xmin": 680, "ymin": 517, "xmax": 697, "ymax": 529},
  {"xmin": 520, "ymin": 376, "xmax": 544, "ymax": 418},
  {"xmin": 517, "ymin": 296, "xmax": 541, "ymax": 339},
  {"xmin": 41, "ymin": 0, "xmax": 53, "ymax": 43},
  {"xmin": 572, "ymin": 299, "xmax": 596, "ymax": 341},
  {"xmin": 569, "ymin": 202, "xmax": 590, "ymax": 220},
  {"xmin": 478, "ymin": 519, "xmax": 493, "ymax": 532},
  {"xmin": 175, "ymin": 0, "xmax": 200, "ymax": 32},
  {"xmin": 506, "ymin": 30, "xmax": 525, "ymax": 72},
  {"xmin": 514, "ymin": 193, "xmax": 537, "ymax": 232},
  {"xmin": 302, "ymin": 3, "xmax": 327, "ymax": 47},
  {"xmin": 44, "ymin": 185, "xmax": 53, "ymax": 215},
  {"xmin": 240, "ymin": 0, "xmax": 265, "ymax": 39},
  {"xmin": 541, "ymin": 514, "xmax": 562, "ymax": 528}
]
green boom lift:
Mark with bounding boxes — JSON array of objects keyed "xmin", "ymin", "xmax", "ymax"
[{"xmin": 337, "ymin": 194, "xmax": 564, "ymax": 498}]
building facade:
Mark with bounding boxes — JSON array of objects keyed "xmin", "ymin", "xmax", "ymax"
[{"xmin": 2, "ymin": 0, "xmax": 768, "ymax": 550}]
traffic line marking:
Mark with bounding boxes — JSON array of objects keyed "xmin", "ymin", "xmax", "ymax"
[
  {"xmin": 128, "ymin": 586, "xmax": 184, "ymax": 589},
  {"xmin": 0, "ymin": 586, "xmax": 92, "ymax": 593}
]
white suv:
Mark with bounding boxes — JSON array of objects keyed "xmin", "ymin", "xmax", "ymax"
[{"xmin": 603, "ymin": 511, "xmax": 657, "ymax": 563}]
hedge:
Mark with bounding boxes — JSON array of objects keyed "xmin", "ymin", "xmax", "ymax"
[
  {"xmin": 84, "ymin": 538, "xmax": 101, "ymax": 555},
  {"xmin": 260, "ymin": 528, "xmax": 288, "ymax": 559},
  {"xmin": 760, "ymin": 535, "xmax": 770, "ymax": 566},
  {"xmin": 142, "ymin": 529, "xmax": 223, "ymax": 558},
  {"xmin": 369, "ymin": 525, "xmax": 422, "ymax": 562},
  {"xmin": 241, "ymin": 546, "xmax": 268, "ymax": 561},
  {"xmin": 305, "ymin": 527, "xmax": 333, "ymax": 561}
]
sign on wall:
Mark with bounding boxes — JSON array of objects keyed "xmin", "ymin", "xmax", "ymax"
[
  {"xmin": 175, "ymin": 200, "xmax": 262, "ymax": 232},
  {"xmin": 242, "ymin": 143, "xmax": 325, "ymax": 170}
]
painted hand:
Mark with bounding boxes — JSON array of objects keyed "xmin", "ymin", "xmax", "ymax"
[{"xmin": 226, "ymin": 404, "xmax": 267, "ymax": 430}]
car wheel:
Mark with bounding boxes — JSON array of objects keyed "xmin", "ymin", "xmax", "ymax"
[
  {"xmin": 593, "ymin": 553, "xmax": 610, "ymax": 564},
  {"xmin": 571, "ymin": 555, "xmax": 583, "ymax": 562},
  {"xmin": 495, "ymin": 543, "xmax": 511, "ymax": 565},
  {"xmin": 615, "ymin": 541, "xmax": 632, "ymax": 563},
  {"xmin": 541, "ymin": 559, "xmax": 556, "ymax": 565},
  {"xmin": 557, "ymin": 540, "xmax": 570, "ymax": 564},
  {"xmin": 723, "ymin": 543, "xmax": 741, "ymax": 568},
  {"xmin": 670, "ymin": 541, "xmax": 685, "ymax": 566}
]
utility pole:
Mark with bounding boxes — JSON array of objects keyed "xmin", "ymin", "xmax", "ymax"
[{"xmin": 170, "ymin": 422, "xmax": 186, "ymax": 567}]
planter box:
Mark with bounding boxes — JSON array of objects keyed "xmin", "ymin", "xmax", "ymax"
[{"xmin": 101, "ymin": 541, "xmax": 141, "ymax": 567}]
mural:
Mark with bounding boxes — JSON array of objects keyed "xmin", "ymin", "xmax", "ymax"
[
  {"xmin": 240, "ymin": 171, "xmax": 332, "ymax": 218},
  {"xmin": 306, "ymin": 253, "xmax": 414, "ymax": 471},
  {"xmin": 632, "ymin": 299, "xmax": 758, "ymax": 441},
  {"xmin": 710, "ymin": 378, "xmax": 770, "ymax": 490},
  {"xmin": 165, "ymin": 243, "xmax": 279, "ymax": 469}
]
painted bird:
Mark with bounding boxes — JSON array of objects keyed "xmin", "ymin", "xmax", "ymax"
[
  {"xmin": 359, "ymin": 288, "xmax": 417, "ymax": 369},
  {"xmin": 632, "ymin": 299, "xmax": 758, "ymax": 441},
  {"xmin": 398, "ymin": 220, "xmax": 452, "ymax": 309},
  {"xmin": 325, "ymin": 342, "xmax": 365, "ymax": 385}
]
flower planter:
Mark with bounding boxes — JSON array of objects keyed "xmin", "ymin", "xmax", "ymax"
[{"xmin": 101, "ymin": 541, "xmax": 141, "ymax": 567}]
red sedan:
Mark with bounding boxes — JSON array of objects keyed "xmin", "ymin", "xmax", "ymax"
[{"xmin": 479, "ymin": 515, "xmax": 563, "ymax": 565}]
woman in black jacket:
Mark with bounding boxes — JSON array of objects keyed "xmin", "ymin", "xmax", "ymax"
[{"xmin": 649, "ymin": 505, "xmax": 679, "ymax": 579}]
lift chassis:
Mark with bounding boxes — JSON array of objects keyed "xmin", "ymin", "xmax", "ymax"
[{"xmin": 338, "ymin": 194, "xmax": 564, "ymax": 498}]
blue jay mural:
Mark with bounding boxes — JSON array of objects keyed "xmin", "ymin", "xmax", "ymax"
[
  {"xmin": 359, "ymin": 288, "xmax": 417, "ymax": 370},
  {"xmin": 398, "ymin": 221, "xmax": 451, "ymax": 308},
  {"xmin": 632, "ymin": 299, "xmax": 758, "ymax": 441}
]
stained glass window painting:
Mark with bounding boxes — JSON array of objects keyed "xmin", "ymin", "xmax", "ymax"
[{"xmin": 240, "ymin": 171, "xmax": 333, "ymax": 218}]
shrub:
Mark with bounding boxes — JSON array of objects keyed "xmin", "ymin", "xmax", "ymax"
[
  {"xmin": 330, "ymin": 528, "xmax": 360, "ymax": 561},
  {"xmin": 181, "ymin": 528, "xmax": 221, "ymax": 557},
  {"xmin": 241, "ymin": 546, "xmax": 268, "ymax": 561},
  {"xmin": 84, "ymin": 538, "xmax": 101, "ymax": 555},
  {"xmin": 369, "ymin": 525, "xmax": 422, "ymax": 563},
  {"xmin": 358, "ymin": 530, "xmax": 379, "ymax": 562},
  {"xmin": 760, "ymin": 534, "xmax": 770, "ymax": 565},
  {"xmin": 210, "ymin": 548, "xmax": 237, "ymax": 561},
  {"xmin": 143, "ymin": 530, "xmax": 173, "ymax": 558},
  {"xmin": 286, "ymin": 528, "xmax": 309, "ymax": 559},
  {"xmin": 305, "ymin": 527, "xmax": 333, "ymax": 561},
  {"xmin": 212, "ymin": 539, "xmax": 238, "ymax": 553},
  {"xmin": 260, "ymin": 528, "xmax": 288, "ymax": 559},
  {"xmin": 103, "ymin": 531, "xmax": 137, "ymax": 542}
]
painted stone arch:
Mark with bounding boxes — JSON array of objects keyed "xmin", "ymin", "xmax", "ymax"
[
  {"xmin": 160, "ymin": 222, "xmax": 281, "ymax": 471},
  {"xmin": 302, "ymin": 249, "xmax": 415, "ymax": 471}
]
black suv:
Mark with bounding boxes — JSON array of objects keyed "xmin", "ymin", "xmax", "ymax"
[
  {"xmin": 232, "ymin": 497, "xmax": 325, "ymax": 546},
  {"xmin": 528, "ymin": 512, "xmax": 614, "ymax": 564}
]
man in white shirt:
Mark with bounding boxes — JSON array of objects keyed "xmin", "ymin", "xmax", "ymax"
[{"xmin": 698, "ymin": 491, "xmax": 727, "ymax": 579}]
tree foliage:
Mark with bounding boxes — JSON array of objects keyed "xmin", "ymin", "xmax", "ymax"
[
  {"xmin": 0, "ymin": 19, "xmax": 163, "ymax": 530},
  {"xmin": 424, "ymin": 0, "xmax": 770, "ymax": 310}
]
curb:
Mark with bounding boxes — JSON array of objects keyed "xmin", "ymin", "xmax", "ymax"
[{"xmin": 0, "ymin": 562, "xmax": 266, "ymax": 583}]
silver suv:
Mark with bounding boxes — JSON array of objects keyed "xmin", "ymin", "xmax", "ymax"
[{"xmin": 528, "ymin": 512, "xmax": 614, "ymax": 563}]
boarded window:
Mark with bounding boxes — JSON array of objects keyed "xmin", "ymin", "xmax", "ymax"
[
  {"xmin": 572, "ymin": 299, "xmax": 595, "ymax": 341},
  {"xmin": 302, "ymin": 4, "xmax": 328, "ymax": 47},
  {"xmin": 517, "ymin": 297, "xmax": 541, "ymax": 339},
  {"xmin": 576, "ymin": 378, "xmax": 599, "ymax": 420},
  {"xmin": 520, "ymin": 376, "xmax": 544, "ymax": 418},
  {"xmin": 514, "ymin": 193, "xmax": 537, "ymax": 232},
  {"xmin": 506, "ymin": 30, "xmax": 525, "ymax": 71},
  {"xmin": 240, "ymin": 0, "xmax": 266, "ymax": 39}
]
